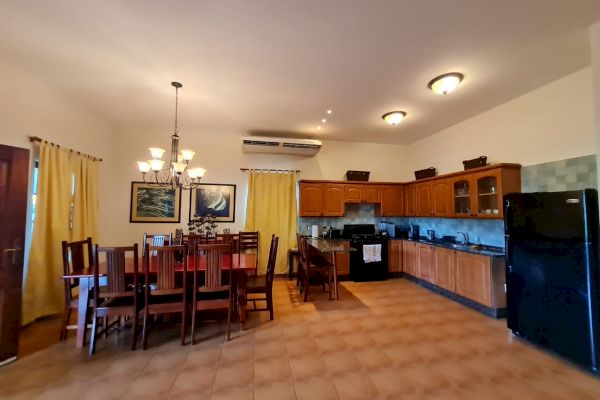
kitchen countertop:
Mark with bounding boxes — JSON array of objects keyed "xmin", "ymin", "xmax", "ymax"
[{"xmin": 390, "ymin": 237, "xmax": 505, "ymax": 257}]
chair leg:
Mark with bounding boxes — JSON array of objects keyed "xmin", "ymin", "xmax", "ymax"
[
  {"xmin": 304, "ymin": 275, "xmax": 310, "ymax": 302},
  {"xmin": 191, "ymin": 306, "xmax": 197, "ymax": 345},
  {"xmin": 227, "ymin": 296, "xmax": 232, "ymax": 341},
  {"xmin": 142, "ymin": 312, "xmax": 149, "ymax": 350},
  {"xmin": 89, "ymin": 312, "xmax": 97, "ymax": 356},
  {"xmin": 267, "ymin": 292, "xmax": 274, "ymax": 321},
  {"xmin": 59, "ymin": 306, "xmax": 70, "ymax": 341},
  {"xmin": 131, "ymin": 311, "xmax": 139, "ymax": 351},
  {"xmin": 180, "ymin": 309, "xmax": 186, "ymax": 346}
]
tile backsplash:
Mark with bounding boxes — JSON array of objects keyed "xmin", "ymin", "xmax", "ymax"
[
  {"xmin": 521, "ymin": 154, "xmax": 597, "ymax": 192},
  {"xmin": 298, "ymin": 203, "xmax": 377, "ymax": 234}
]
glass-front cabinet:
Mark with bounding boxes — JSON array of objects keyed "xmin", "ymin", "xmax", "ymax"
[
  {"xmin": 453, "ymin": 178, "xmax": 473, "ymax": 217},
  {"xmin": 474, "ymin": 171, "xmax": 502, "ymax": 218}
]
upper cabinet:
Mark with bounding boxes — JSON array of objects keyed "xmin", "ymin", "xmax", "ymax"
[
  {"xmin": 299, "ymin": 182, "xmax": 323, "ymax": 216},
  {"xmin": 452, "ymin": 177, "xmax": 475, "ymax": 218},
  {"xmin": 378, "ymin": 185, "xmax": 404, "ymax": 216},
  {"xmin": 432, "ymin": 179, "xmax": 452, "ymax": 217},
  {"xmin": 344, "ymin": 185, "xmax": 362, "ymax": 203},
  {"xmin": 322, "ymin": 184, "xmax": 344, "ymax": 216},
  {"xmin": 405, "ymin": 183, "xmax": 417, "ymax": 216},
  {"xmin": 416, "ymin": 182, "xmax": 433, "ymax": 217},
  {"xmin": 344, "ymin": 185, "xmax": 382, "ymax": 204}
]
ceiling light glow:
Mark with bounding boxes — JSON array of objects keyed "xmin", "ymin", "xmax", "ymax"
[
  {"xmin": 326, "ymin": 109, "xmax": 332, "ymax": 114},
  {"xmin": 381, "ymin": 111, "xmax": 407, "ymax": 126},
  {"xmin": 428, "ymin": 72, "xmax": 464, "ymax": 95}
]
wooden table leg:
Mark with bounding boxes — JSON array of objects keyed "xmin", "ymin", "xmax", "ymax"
[
  {"xmin": 237, "ymin": 271, "xmax": 247, "ymax": 324},
  {"xmin": 75, "ymin": 277, "xmax": 90, "ymax": 348},
  {"xmin": 331, "ymin": 252, "xmax": 339, "ymax": 301}
]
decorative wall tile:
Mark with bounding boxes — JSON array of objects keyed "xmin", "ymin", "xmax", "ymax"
[{"xmin": 521, "ymin": 154, "xmax": 596, "ymax": 192}]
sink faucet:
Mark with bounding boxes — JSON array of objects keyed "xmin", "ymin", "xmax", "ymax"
[{"xmin": 456, "ymin": 232, "xmax": 469, "ymax": 245}]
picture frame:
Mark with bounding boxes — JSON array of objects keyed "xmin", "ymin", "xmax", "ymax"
[
  {"xmin": 130, "ymin": 182, "xmax": 182, "ymax": 223},
  {"xmin": 189, "ymin": 183, "xmax": 236, "ymax": 223}
]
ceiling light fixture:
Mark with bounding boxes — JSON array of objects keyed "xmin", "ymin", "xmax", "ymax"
[
  {"xmin": 321, "ymin": 118, "xmax": 327, "ymax": 123},
  {"xmin": 381, "ymin": 111, "xmax": 407, "ymax": 126},
  {"xmin": 136, "ymin": 82, "xmax": 206, "ymax": 189},
  {"xmin": 428, "ymin": 72, "xmax": 464, "ymax": 95},
  {"xmin": 316, "ymin": 126, "xmax": 322, "ymax": 130},
  {"xmin": 326, "ymin": 109, "xmax": 332, "ymax": 114}
]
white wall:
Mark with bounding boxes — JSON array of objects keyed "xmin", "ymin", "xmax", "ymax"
[
  {"xmin": 407, "ymin": 67, "xmax": 595, "ymax": 175},
  {"xmin": 0, "ymin": 56, "xmax": 117, "ymax": 242},
  {"xmin": 106, "ymin": 129, "xmax": 410, "ymax": 246}
]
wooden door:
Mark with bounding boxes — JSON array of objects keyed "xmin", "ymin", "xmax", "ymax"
[
  {"xmin": 434, "ymin": 247, "xmax": 455, "ymax": 292},
  {"xmin": 0, "ymin": 145, "xmax": 29, "ymax": 365},
  {"xmin": 380, "ymin": 185, "xmax": 404, "ymax": 216},
  {"xmin": 416, "ymin": 243, "xmax": 435, "ymax": 283},
  {"xmin": 432, "ymin": 179, "xmax": 452, "ymax": 217},
  {"xmin": 362, "ymin": 185, "xmax": 382, "ymax": 203},
  {"xmin": 402, "ymin": 241, "xmax": 417, "ymax": 276},
  {"xmin": 455, "ymin": 252, "xmax": 492, "ymax": 306},
  {"xmin": 388, "ymin": 240, "xmax": 402, "ymax": 273},
  {"xmin": 404, "ymin": 184, "xmax": 417, "ymax": 216},
  {"xmin": 322, "ymin": 184, "xmax": 344, "ymax": 216},
  {"xmin": 452, "ymin": 177, "xmax": 476, "ymax": 218},
  {"xmin": 299, "ymin": 183, "xmax": 323, "ymax": 216},
  {"xmin": 344, "ymin": 184, "xmax": 362, "ymax": 203},
  {"xmin": 416, "ymin": 182, "xmax": 433, "ymax": 217}
]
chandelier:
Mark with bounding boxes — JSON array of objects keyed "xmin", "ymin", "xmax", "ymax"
[{"xmin": 136, "ymin": 82, "xmax": 206, "ymax": 189}]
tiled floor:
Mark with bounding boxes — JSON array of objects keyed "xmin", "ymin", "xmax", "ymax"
[{"xmin": 2, "ymin": 278, "xmax": 600, "ymax": 399}]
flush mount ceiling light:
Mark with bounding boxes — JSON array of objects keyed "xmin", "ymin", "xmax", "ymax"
[
  {"xmin": 428, "ymin": 72, "xmax": 464, "ymax": 95},
  {"xmin": 381, "ymin": 111, "xmax": 407, "ymax": 126}
]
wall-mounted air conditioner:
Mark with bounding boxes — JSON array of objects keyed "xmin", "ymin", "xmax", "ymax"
[{"xmin": 241, "ymin": 136, "xmax": 322, "ymax": 156}]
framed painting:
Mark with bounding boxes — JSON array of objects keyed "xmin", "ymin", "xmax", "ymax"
[
  {"xmin": 130, "ymin": 182, "xmax": 182, "ymax": 223},
  {"xmin": 189, "ymin": 183, "xmax": 236, "ymax": 222}
]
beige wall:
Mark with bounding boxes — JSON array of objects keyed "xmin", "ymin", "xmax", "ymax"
[
  {"xmin": 407, "ymin": 67, "xmax": 595, "ymax": 175},
  {"xmin": 0, "ymin": 57, "xmax": 117, "ymax": 242},
  {"xmin": 592, "ymin": 23, "xmax": 600, "ymax": 188},
  {"xmin": 106, "ymin": 129, "xmax": 410, "ymax": 246}
]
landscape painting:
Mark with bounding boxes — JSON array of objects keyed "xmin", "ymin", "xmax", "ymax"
[
  {"xmin": 130, "ymin": 182, "xmax": 181, "ymax": 223},
  {"xmin": 190, "ymin": 183, "xmax": 236, "ymax": 222}
]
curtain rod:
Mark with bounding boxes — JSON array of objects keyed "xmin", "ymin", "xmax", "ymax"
[
  {"xmin": 240, "ymin": 168, "xmax": 300, "ymax": 173},
  {"xmin": 29, "ymin": 136, "xmax": 103, "ymax": 162}
]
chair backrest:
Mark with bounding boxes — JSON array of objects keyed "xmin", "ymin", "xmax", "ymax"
[
  {"xmin": 93, "ymin": 244, "xmax": 138, "ymax": 302},
  {"xmin": 265, "ymin": 235, "xmax": 279, "ymax": 289},
  {"xmin": 194, "ymin": 243, "xmax": 231, "ymax": 291},
  {"xmin": 239, "ymin": 231, "xmax": 259, "ymax": 251},
  {"xmin": 143, "ymin": 233, "xmax": 173, "ymax": 256},
  {"xmin": 298, "ymin": 235, "xmax": 308, "ymax": 267},
  {"xmin": 62, "ymin": 237, "xmax": 94, "ymax": 299},
  {"xmin": 144, "ymin": 244, "xmax": 186, "ymax": 293}
]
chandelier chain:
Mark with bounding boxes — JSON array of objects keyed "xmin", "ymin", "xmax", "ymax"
[{"xmin": 174, "ymin": 85, "xmax": 179, "ymax": 136}]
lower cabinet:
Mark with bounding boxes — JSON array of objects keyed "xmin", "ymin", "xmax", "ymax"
[
  {"xmin": 402, "ymin": 240, "xmax": 417, "ymax": 276},
  {"xmin": 335, "ymin": 241, "xmax": 350, "ymax": 275},
  {"xmin": 434, "ymin": 247, "xmax": 455, "ymax": 292},
  {"xmin": 388, "ymin": 240, "xmax": 402, "ymax": 273},
  {"xmin": 454, "ymin": 251, "xmax": 492, "ymax": 307},
  {"xmin": 416, "ymin": 243, "xmax": 435, "ymax": 283}
]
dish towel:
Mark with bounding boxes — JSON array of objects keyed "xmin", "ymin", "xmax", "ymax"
[{"xmin": 363, "ymin": 244, "xmax": 382, "ymax": 263}]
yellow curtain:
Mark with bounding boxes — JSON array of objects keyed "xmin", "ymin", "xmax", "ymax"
[
  {"xmin": 72, "ymin": 156, "xmax": 99, "ymax": 242},
  {"xmin": 22, "ymin": 143, "xmax": 75, "ymax": 324},
  {"xmin": 244, "ymin": 171, "xmax": 298, "ymax": 274}
]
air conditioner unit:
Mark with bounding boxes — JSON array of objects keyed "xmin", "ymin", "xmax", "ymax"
[{"xmin": 241, "ymin": 136, "xmax": 322, "ymax": 156}]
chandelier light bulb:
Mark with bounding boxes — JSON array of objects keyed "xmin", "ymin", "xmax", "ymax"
[
  {"xmin": 149, "ymin": 147, "xmax": 166, "ymax": 159},
  {"xmin": 428, "ymin": 72, "xmax": 464, "ymax": 95},
  {"xmin": 149, "ymin": 159, "xmax": 165, "ymax": 172},
  {"xmin": 137, "ymin": 161, "xmax": 151, "ymax": 173},
  {"xmin": 180, "ymin": 149, "xmax": 195, "ymax": 161},
  {"xmin": 172, "ymin": 162, "xmax": 187, "ymax": 174}
]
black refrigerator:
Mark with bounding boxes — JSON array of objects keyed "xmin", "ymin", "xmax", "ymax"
[{"xmin": 504, "ymin": 189, "xmax": 600, "ymax": 372}]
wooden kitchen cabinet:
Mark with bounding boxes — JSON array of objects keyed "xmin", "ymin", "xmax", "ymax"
[
  {"xmin": 416, "ymin": 182, "xmax": 433, "ymax": 217},
  {"xmin": 402, "ymin": 240, "xmax": 417, "ymax": 277},
  {"xmin": 322, "ymin": 184, "xmax": 344, "ymax": 216},
  {"xmin": 388, "ymin": 240, "xmax": 402, "ymax": 273},
  {"xmin": 472, "ymin": 167, "xmax": 521, "ymax": 219},
  {"xmin": 404, "ymin": 183, "xmax": 417, "ymax": 216},
  {"xmin": 335, "ymin": 244, "xmax": 350, "ymax": 275},
  {"xmin": 432, "ymin": 178, "xmax": 452, "ymax": 217},
  {"xmin": 299, "ymin": 182, "xmax": 323, "ymax": 216},
  {"xmin": 454, "ymin": 251, "xmax": 492, "ymax": 307},
  {"xmin": 417, "ymin": 243, "xmax": 435, "ymax": 283},
  {"xmin": 452, "ymin": 177, "xmax": 476, "ymax": 218},
  {"xmin": 363, "ymin": 185, "xmax": 382, "ymax": 203},
  {"xmin": 344, "ymin": 185, "xmax": 362, "ymax": 203},
  {"xmin": 434, "ymin": 247, "xmax": 455, "ymax": 292},
  {"xmin": 378, "ymin": 185, "xmax": 404, "ymax": 216}
]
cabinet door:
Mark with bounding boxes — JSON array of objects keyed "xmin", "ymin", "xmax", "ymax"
[
  {"xmin": 322, "ymin": 184, "xmax": 344, "ymax": 216},
  {"xmin": 416, "ymin": 182, "xmax": 433, "ymax": 217},
  {"xmin": 363, "ymin": 185, "xmax": 382, "ymax": 203},
  {"xmin": 380, "ymin": 185, "xmax": 404, "ymax": 216},
  {"xmin": 417, "ymin": 243, "xmax": 435, "ymax": 283},
  {"xmin": 404, "ymin": 184, "xmax": 417, "ymax": 216},
  {"xmin": 335, "ymin": 246, "xmax": 350, "ymax": 275},
  {"xmin": 452, "ymin": 177, "xmax": 476, "ymax": 218},
  {"xmin": 299, "ymin": 183, "xmax": 323, "ymax": 216},
  {"xmin": 473, "ymin": 169, "xmax": 502, "ymax": 219},
  {"xmin": 402, "ymin": 241, "xmax": 417, "ymax": 276},
  {"xmin": 434, "ymin": 247, "xmax": 455, "ymax": 292},
  {"xmin": 432, "ymin": 179, "xmax": 452, "ymax": 217},
  {"xmin": 344, "ymin": 185, "xmax": 362, "ymax": 203},
  {"xmin": 388, "ymin": 240, "xmax": 402, "ymax": 273},
  {"xmin": 455, "ymin": 252, "xmax": 492, "ymax": 306}
]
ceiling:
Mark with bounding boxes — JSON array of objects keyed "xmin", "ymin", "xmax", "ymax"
[{"xmin": 1, "ymin": 0, "xmax": 600, "ymax": 145}]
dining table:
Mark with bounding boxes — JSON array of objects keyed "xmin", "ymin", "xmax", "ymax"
[
  {"xmin": 306, "ymin": 238, "xmax": 355, "ymax": 300},
  {"xmin": 62, "ymin": 252, "xmax": 256, "ymax": 348}
]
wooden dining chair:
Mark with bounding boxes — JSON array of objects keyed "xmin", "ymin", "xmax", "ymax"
[
  {"xmin": 89, "ymin": 244, "xmax": 140, "ymax": 355},
  {"xmin": 239, "ymin": 231, "xmax": 259, "ymax": 274},
  {"xmin": 296, "ymin": 234, "xmax": 305, "ymax": 288},
  {"xmin": 299, "ymin": 236, "xmax": 334, "ymax": 302},
  {"xmin": 140, "ymin": 244, "xmax": 187, "ymax": 349},
  {"xmin": 191, "ymin": 243, "xmax": 234, "ymax": 343},
  {"xmin": 142, "ymin": 233, "xmax": 173, "ymax": 256},
  {"xmin": 247, "ymin": 235, "xmax": 279, "ymax": 320},
  {"xmin": 60, "ymin": 237, "xmax": 94, "ymax": 342}
]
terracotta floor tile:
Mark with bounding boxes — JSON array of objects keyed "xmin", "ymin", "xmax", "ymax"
[
  {"xmin": 293, "ymin": 375, "xmax": 340, "ymax": 400},
  {"xmin": 254, "ymin": 378, "xmax": 297, "ymax": 400}
]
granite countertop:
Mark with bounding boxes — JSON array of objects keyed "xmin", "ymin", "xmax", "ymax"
[{"xmin": 393, "ymin": 237, "xmax": 505, "ymax": 257}]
